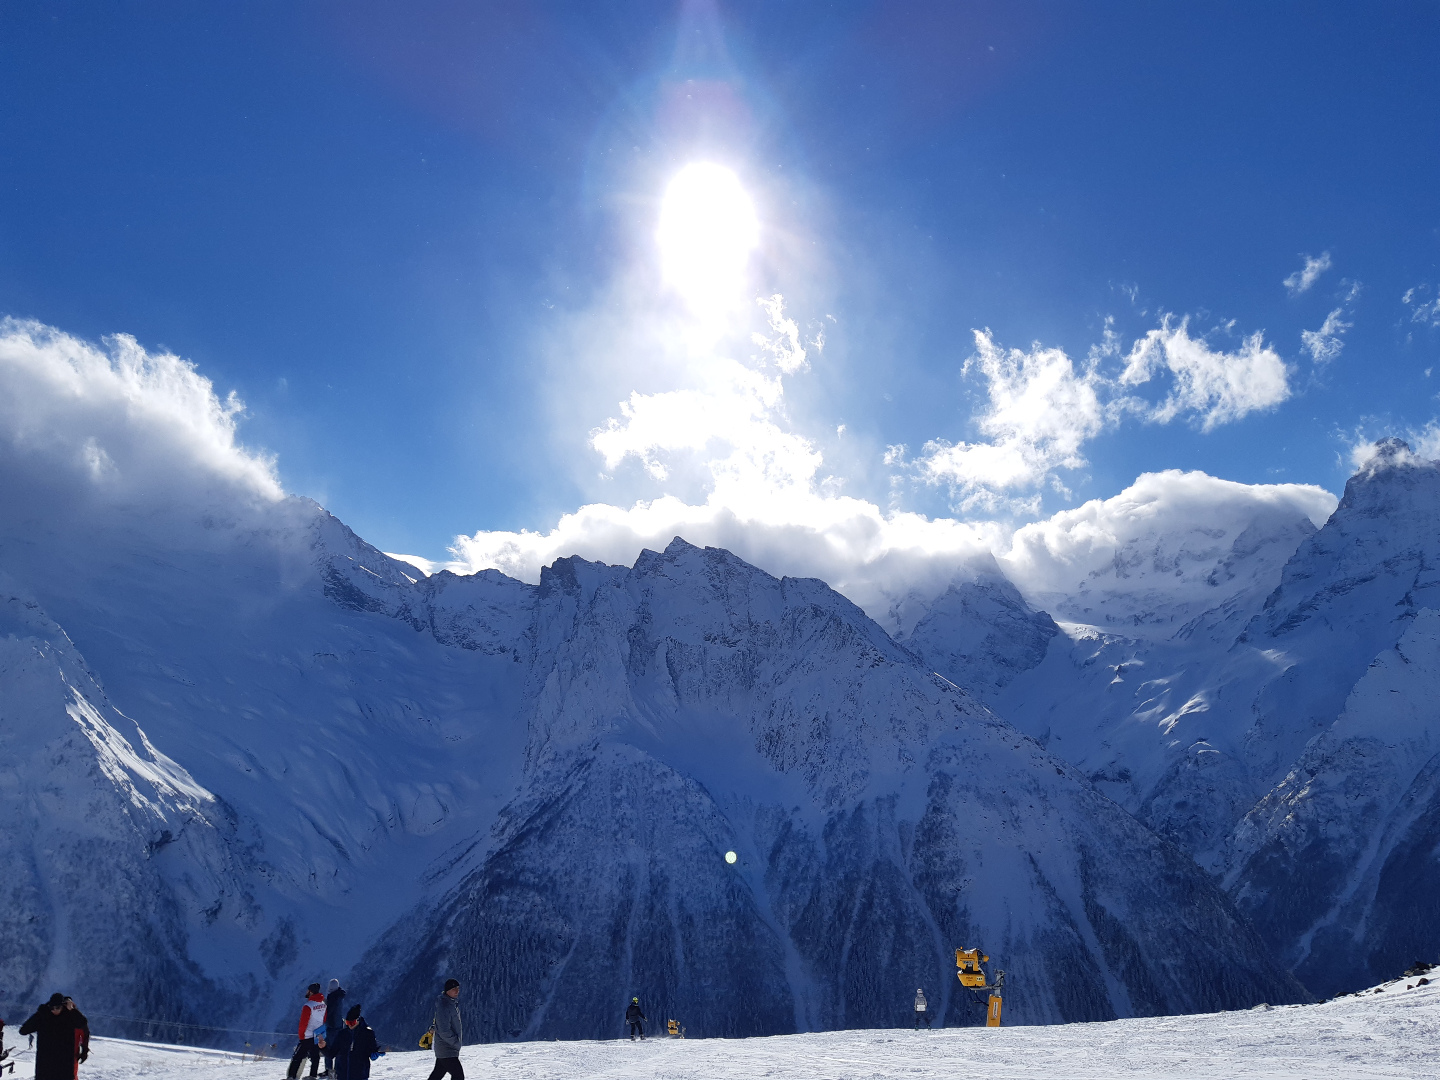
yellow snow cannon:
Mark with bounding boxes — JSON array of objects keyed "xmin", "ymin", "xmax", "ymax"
[
  {"xmin": 956, "ymin": 947, "xmax": 1005, "ymax": 1026},
  {"xmin": 666, "ymin": 1019, "xmax": 685, "ymax": 1038},
  {"xmin": 956, "ymin": 948, "xmax": 989, "ymax": 987}
]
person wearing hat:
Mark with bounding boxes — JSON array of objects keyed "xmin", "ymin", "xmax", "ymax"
[
  {"xmin": 913, "ymin": 988, "xmax": 931, "ymax": 1028},
  {"xmin": 331, "ymin": 1004, "xmax": 380, "ymax": 1080},
  {"xmin": 18, "ymin": 993, "xmax": 85, "ymax": 1079},
  {"xmin": 320, "ymin": 980, "xmax": 346, "ymax": 1077},
  {"xmin": 624, "ymin": 997, "xmax": 646, "ymax": 1041},
  {"xmin": 286, "ymin": 983, "xmax": 328, "ymax": 1080},
  {"xmin": 424, "ymin": 979, "xmax": 463, "ymax": 1080}
]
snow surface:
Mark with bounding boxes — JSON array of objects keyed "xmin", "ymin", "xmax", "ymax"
[{"xmin": 62, "ymin": 982, "xmax": 1440, "ymax": 1080}]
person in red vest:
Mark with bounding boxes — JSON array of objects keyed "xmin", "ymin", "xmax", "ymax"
[{"xmin": 286, "ymin": 984, "xmax": 328, "ymax": 1080}]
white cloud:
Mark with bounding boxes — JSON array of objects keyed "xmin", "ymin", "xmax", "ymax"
[
  {"xmin": 1301, "ymin": 307, "xmax": 1352, "ymax": 364},
  {"xmin": 0, "ymin": 318, "xmax": 283, "ymax": 513},
  {"xmin": 1403, "ymin": 284, "xmax": 1440, "ymax": 327},
  {"xmin": 1283, "ymin": 252, "xmax": 1332, "ymax": 296},
  {"xmin": 1120, "ymin": 316, "xmax": 1290, "ymax": 430},
  {"xmin": 455, "ymin": 296, "xmax": 1004, "ymax": 621},
  {"xmin": 588, "ymin": 297, "xmax": 821, "ymax": 507},
  {"xmin": 916, "ymin": 331, "xmax": 1105, "ymax": 511},
  {"xmin": 1000, "ymin": 470, "xmax": 1336, "ymax": 628}
]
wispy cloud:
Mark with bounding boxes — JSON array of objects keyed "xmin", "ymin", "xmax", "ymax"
[
  {"xmin": 1283, "ymin": 251, "xmax": 1332, "ymax": 296},
  {"xmin": 1403, "ymin": 284, "xmax": 1440, "ymax": 327},
  {"xmin": 1301, "ymin": 307, "xmax": 1352, "ymax": 364},
  {"xmin": 1120, "ymin": 316, "xmax": 1290, "ymax": 430}
]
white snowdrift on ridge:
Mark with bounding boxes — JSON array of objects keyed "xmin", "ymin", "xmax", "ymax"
[{"xmin": 66, "ymin": 983, "xmax": 1440, "ymax": 1080}]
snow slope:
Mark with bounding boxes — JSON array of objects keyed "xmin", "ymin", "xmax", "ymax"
[{"xmin": 58, "ymin": 980, "xmax": 1440, "ymax": 1080}]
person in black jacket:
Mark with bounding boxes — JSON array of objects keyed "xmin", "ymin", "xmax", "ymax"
[
  {"xmin": 18, "ymin": 994, "xmax": 85, "ymax": 1079},
  {"xmin": 332, "ymin": 1005, "xmax": 380, "ymax": 1080},
  {"xmin": 321, "ymin": 980, "xmax": 346, "ymax": 1077},
  {"xmin": 624, "ymin": 998, "xmax": 646, "ymax": 1041}
]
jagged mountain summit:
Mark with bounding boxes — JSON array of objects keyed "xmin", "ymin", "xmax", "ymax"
[{"xmin": 0, "ymin": 487, "xmax": 1302, "ymax": 1043}]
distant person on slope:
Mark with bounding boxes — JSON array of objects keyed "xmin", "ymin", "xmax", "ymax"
[
  {"xmin": 625, "ymin": 998, "xmax": 646, "ymax": 1041},
  {"xmin": 286, "ymin": 983, "xmax": 328, "ymax": 1080},
  {"xmin": 320, "ymin": 979, "xmax": 346, "ymax": 1077},
  {"xmin": 425, "ymin": 979, "xmax": 463, "ymax": 1080},
  {"xmin": 18, "ymin": 993, "xmax": 84, "ymax": 1079},
  {"xmin": 332, "ymin": 1005, "xmax": 380, "ymax": 1080},
  {"xmin": 914, "ymin": 988, "xmax": 931, "ymax": 1029}
]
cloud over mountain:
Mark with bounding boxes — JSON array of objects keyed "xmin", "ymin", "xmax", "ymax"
[{"xmin": 0, "ymin": 318, "xmax": 283, "ymax": 516}]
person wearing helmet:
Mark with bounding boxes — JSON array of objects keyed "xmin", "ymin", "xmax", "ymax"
[
  {"xmin": 624, "ymin": 998, "xmax": 646, "ymax": 1041},
  {"xmin": 913, "ymin": 988, "xmax": 931, "ymax": 1028}
]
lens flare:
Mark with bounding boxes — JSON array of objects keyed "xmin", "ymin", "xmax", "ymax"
[{"xmin": 657, "ymin": 163, "xmax": 759, "ymax": 323}]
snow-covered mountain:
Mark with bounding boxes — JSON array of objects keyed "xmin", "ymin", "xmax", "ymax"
[
  {"xmin": 0, "ymin": 486, "xmax": 1302, "ymax": 1043},
  {"xmin": 347, "ymin": 540, "xmax": 1299, "ymax": 1039},
  {"xmin": 906, "ymin": 441, "xmax": 1440, "ymax": 999}
]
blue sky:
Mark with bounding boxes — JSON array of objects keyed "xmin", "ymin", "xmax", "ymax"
[{"xmin": 2, "ymin": 1, "xmax": 1438, "ymax": 578}]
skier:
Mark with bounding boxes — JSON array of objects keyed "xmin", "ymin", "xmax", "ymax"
[
  {"xmin": 913, "ymin": 988, "xmax": 931, "ymax": 1029},
  {"xmin": 330, "ymin": 1005, "xmax": 380, "ymax": 1080},
  {"xmin": 320, "ymin": 980, "xmax": 346, "ymax": 1077},
  {"xmin": 18, "ymin": 993, "xmax": 85, "ymax": 1079},
  {"xmin": 424, "ymin": 979, "xmax": 463, "ymax": 1080},
  {"xmin": 286, "ymin": 983, "xmax": 328, "ymax": 1080},
  {"xmin": 625, "ymin": 998, "xmax": 646, "ymax": 1041}
]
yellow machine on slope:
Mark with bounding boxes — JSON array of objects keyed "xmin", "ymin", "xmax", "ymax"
[{"xmin": 956, "ymin": 948, "xmax": 1005, "ymax": 1026}]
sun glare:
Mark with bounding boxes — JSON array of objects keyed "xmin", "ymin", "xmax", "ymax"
[{"xmin": 657, "ymin": 162, "xmax": 759, "ymax": 323}]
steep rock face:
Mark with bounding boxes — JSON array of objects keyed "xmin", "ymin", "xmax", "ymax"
[
  {"xmin": 1228, "ymin": 611, "xmax": 1440, "ymax": 997},
  {"xmin": 1240, "ymin": 441, "xmax": 1440, "ymax": 781},
  {"xmin": 353, "ymin": 540, "xmax": 1304, "ymax": 1040},
  {"xmin": 898, "ymin": 576, "xmax": 1058, "ymax": 704}
]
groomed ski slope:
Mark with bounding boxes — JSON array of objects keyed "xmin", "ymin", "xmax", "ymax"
[{"xmin": 60, "ymin": 978, "xmax": 1440, "ymax": 1080}]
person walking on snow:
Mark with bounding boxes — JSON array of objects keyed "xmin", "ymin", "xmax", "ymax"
[
  {"xmin": 330, "ymin": 1005, "xmax": 380, "ymax": 1080},
  {"xmin": 625, "ymin": 998, "xmax": 646, "ymax": 1041},
  {"xmin": 914, "ymin": 988, "xmax": 931, "ymax": 1029},
  {"xmin": 18, "ymin": 993, "xmax": 85, "ymax": 1079},
  {"xmin": 320, "ymin": 979, "xmax": 346, "ymax": 1077},
  {"xmin": 286, "ymin": 983, "xmax": 328, "ymax": 1080},
  {"xmin": 425, "ymin": 979, "xmax": 463, "ymax": 1080}
]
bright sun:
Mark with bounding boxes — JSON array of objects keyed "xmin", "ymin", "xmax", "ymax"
[{"xmin": 657, "ymin": 162, "xmax": 759, "ymax": 323}]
